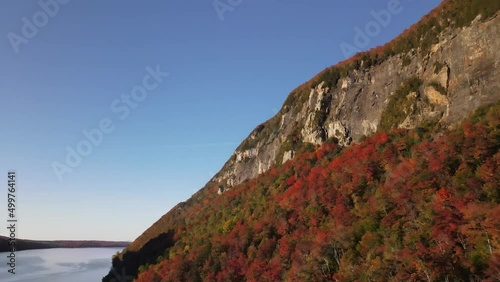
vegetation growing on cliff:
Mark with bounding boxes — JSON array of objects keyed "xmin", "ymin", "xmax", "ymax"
[
  {"xmin": 429, "ymin": 80, "xmax": 448, "ymax": 96},
  {"xmin": 379, "ymin": 77, "xmax": 423, "ymax": 131}
]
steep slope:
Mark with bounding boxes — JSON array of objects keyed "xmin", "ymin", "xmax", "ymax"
[
  {"xmin": 133, "ymin": 102, "xmax": 500, "ymax": 282},
  {"xmin": 104, "ymin": 1, "xmax": 500, "ymax": 281}
]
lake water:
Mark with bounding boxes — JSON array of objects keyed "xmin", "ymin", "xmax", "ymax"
[{"xmin": 0, "ymin": 248, "xmax": 124, "ymax": 282}]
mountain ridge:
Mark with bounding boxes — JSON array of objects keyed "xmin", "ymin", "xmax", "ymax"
[{"xmin": 104, "ymin": 1, "xmax": 500, "ymax": 281}]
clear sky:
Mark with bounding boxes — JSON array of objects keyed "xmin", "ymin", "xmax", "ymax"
[{"xmin": 0, "ymin": 0, "xmax": 442, "ymax": 241}]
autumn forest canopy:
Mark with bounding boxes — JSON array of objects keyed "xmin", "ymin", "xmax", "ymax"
[{"xmin": 130, "ymin": 102, "xmax": 500, "ymax": 281}]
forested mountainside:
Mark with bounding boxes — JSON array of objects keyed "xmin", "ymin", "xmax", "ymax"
[
  {"xmin": 104, "ymin": 0, "xmax": 500, "ymax": 281},
  {"xmin": 132, "ymin": 103, "xmax": 499, "ymax": 281}
]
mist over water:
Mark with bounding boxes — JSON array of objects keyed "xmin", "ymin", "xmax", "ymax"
[{"xmin": 0, "ymin": 248, "xmax": 122, "ymax": 282}]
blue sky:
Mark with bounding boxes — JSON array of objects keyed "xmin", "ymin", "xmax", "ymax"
[{"xmin": 0, "ymin": 0, "xmax": 442, "ymax": 241}]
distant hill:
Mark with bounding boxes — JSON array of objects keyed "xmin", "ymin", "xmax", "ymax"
[{"xmin": 0, "ymin": 235, "xmax": 130, "ymax": 252}]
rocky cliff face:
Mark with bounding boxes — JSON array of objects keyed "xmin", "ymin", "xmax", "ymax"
[{"xmin": 213, "ymin": 13, "xmax": 500, "ymax": 189}]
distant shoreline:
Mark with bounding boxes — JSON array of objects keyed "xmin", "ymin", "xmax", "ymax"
[{"xmin": 0, "ymin": 235, "xmax": 130, "ymax": 252}]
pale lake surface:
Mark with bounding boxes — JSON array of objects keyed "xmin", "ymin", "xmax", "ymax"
[{"xmin": 0, "ymin": 247, "xmax": 123, "ymax": 282}]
